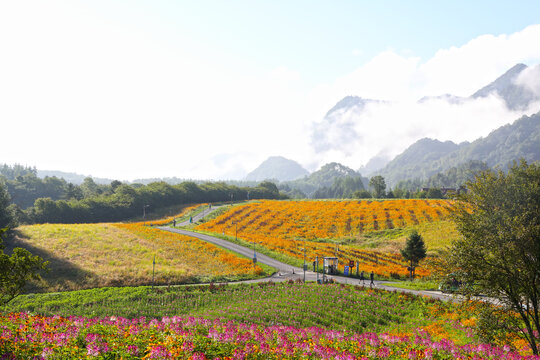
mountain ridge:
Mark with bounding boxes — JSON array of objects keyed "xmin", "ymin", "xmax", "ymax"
[{"xmin": 375, "ymin": 112, "xmax": 540, "ymax": 187}]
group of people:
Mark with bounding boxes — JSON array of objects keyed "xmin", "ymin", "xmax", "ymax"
[
  {"xmin": 171, "ymin": 216, "xmax": 193, "ymax": 227},
  {"xmin": 359, "ymin": 270, "xmax": 375, "ymax": 287}
]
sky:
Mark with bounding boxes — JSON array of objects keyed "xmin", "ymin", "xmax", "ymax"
[{"xmin": 1, "ymin": 0, "xmax": 540, "ymax": 181}]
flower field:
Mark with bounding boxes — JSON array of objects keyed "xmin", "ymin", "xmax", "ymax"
[
  {"xmin": 4, "ymin": 283, "xmax": 537, "ymax": 358},
  {"xmin": 196, "ymin": 200, "xmax": 453, "ymax": 277},
  {"xmin": 198, "ymin": 200, "xmax": 452, "ymax": 239},
  {"xmin": 1, "ymin": 311, "xmax": 536, "ymax": 359},
  {"xmin": 13, "ymin": 221, "xmax": 266, "ymax": 292},
  {"xmin": 5, "ymin": 282, "xmax": 440, "ymax": 335},
  {"xmin": 113, "ymin": 223, "xmax": 265, "ymax": 280}
]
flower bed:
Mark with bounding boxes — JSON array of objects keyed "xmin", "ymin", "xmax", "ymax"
[{"xmin": 1, "ymin": 312, "xmax": 537, "ymax": 359}]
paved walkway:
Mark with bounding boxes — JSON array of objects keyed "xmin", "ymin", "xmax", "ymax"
[{"xmin": 158, "ymin": 215, "xmax": 457, "ymax": 302}]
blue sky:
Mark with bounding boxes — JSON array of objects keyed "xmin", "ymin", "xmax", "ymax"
[
  {"xmin": 125, "ymin": 1, "xmax": 540, "ymax": 79},
  {"xmin": 1, "ymin": 1, "xmax": 540, "ymax": 180},
  {"xmin": 95, "ymin": 0, "xmax": 540, "ymax": 84}
]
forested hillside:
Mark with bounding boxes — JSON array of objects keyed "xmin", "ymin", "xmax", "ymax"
[
  {"xmin": 280, "ymin": 162, "xmax": 369, "ymax": 198},
  {"xmin": 377, "ymin": 112, "xmax": 540, "ymax": 187}
]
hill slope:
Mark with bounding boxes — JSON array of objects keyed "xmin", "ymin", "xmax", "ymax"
[
  {"xmin": 377, "ymin": 112, "xmax": 540, "ymax": 186},
  {"xmin": 375, "ymin": 139, "xmax": 463, "ymax": 186}
]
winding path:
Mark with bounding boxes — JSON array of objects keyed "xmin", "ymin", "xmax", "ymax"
[{"xmin": 158, "ymin": 206, "xmax": 456, "ymax": 301}]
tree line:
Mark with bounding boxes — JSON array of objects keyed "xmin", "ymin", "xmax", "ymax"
[
  {"xmin": 0, "ymin": 165, "xmax": 285, "ymax": 225},
  {"xmin": 292, "ymin": 174, "xmax": 451, "ymax": 200}
]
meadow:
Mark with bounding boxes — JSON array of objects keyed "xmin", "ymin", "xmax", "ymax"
[
  {"xmin": 9, "ymin": 205, "xmax": 270, "ymax": 292},
  {"xmin": 2, "ymin": 283, "xmax": 536, "ymax": 359},
  {"xmin": 3, "ymin": 199, "xmax": 538, "ymax": 358},
  {"xmin": 5, "ymin": 283, "xmax": 438, "ymax": 334},
  {"xmin": 195, "ymin": 200, "xmax": 457, "ymax": 278}
]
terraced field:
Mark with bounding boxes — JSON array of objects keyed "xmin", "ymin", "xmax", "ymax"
[{"xmin": 196, "ymin": 200, "xmax": 457, "ymax": 278}]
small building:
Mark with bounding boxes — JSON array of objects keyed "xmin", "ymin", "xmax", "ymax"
[{"xmin": 323, "ymin": 257, "xmax": 339, "ymax": 274}]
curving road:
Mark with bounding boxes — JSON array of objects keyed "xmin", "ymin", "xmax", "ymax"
[
  {"xmin": 159, "ymin": 226, "xmax": 303, "ymax": 274},
  {"xmin": 158, "ymin": 217, "xmax": 457, "ymax": 301}
]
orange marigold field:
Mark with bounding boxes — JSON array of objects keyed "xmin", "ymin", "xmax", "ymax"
[
  {"xmin": 114, "ymin": 223, "xmax": 264, "ymax": 279},
  {"xmin": 197, "ymin": 200, "xmax": 453, "ymax": 277}
]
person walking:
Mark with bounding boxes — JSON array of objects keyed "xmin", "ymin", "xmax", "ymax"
[
  {"xmin": 370, "ymin": 271, "xmax": 375, "ymax": 287},
  {"xmin": 173, "ymin": 219, "xmax": 176, "ymax": 227},
  {"xmin": 360, "ymin": 271, "xmax": 365, "ymax": 286}
]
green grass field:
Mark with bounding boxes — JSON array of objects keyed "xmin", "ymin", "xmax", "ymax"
[{"xmin": 3, "ymin": 282, "xmax": 476, "ymax": 345}]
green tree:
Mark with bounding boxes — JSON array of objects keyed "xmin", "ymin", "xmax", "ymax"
[
  {"xmin": 110, "ymin": 180, "xmax": 123, "ymax": 192},
  {"xmin": 0, "ymin": 228, "xmax": 48, "ymax": 305},
  {"xmin": 426, "ymin": 188, "xmax": 444, "ymax": 199},
  {"xmin": 369, "ymin": 176, "xmax": 386, "ymax": 198},
  {"xmin": 0, "ymin": 182, "xmax": 16, "ymax": 229},
  {"xmin": 352, "ymin": 190, "xmax": 372, "ymax": 199},
  {"xmin": 450, "ymin": 160, "xmax": 540, "ymax": 354},
  {"xmin": 400, "ymin": 230, "xmax": 427, "ymax": 280},
  {"xmin": 80, "ymin": 177, "xmax": 101, "ymax": 198}
]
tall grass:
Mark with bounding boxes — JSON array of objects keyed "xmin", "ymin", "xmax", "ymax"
[
  {"xmin": 13, "ymin": 223, "xmax": 272, "ymax": 293},
  {"xmin": 4, "ymin": 282, "xmax": 472, "ymax": 342}
]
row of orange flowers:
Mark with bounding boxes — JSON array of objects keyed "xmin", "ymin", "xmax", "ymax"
[{"xmin": 196, "ymin": 200, "xmax": 452, "ymax": 277}]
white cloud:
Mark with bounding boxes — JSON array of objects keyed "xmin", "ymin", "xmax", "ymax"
[
  {"xmin": 515, "ymin": 64, "xmax": 540, "ymax": 97},
  {"xmin": 0, "ymin": 1, "xmax": 313, "ymax": 180},
  {"xmin": 307, "ymin": 25, "xmax": 540, "ymax": 172},
  {"xmin": 0, "ymin": 2, "xmax": 539, "ymax": 180},
  {"xmin": 418, "ymin": 25, "xmax": 540, "ymax": 96},
  {"xmin": 311, "ymin": 95, "xmax": 540, "ymax": 172}
]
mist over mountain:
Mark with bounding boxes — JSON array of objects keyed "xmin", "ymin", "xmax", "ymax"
[
  {"xmin": 19, "ymin": 64, "xmax": 540, "ymax": 190},
  {"xmin": 311, "ymin": 96, "xmax": 383, "ymax": 154},
  {"xmin": 357, "ymin": 153, "xmax": 392, "ymax": 176},
  {"xmin": 311, "ymin": 63, "xmax": 540, "ymax": 173},
  {"xmin": 244, "ymin": 156, "xmax": 309, "ymax": 182},
  {"xmin": 376, "ymin": 112, "xmax": 540, "ymax": 187},
  {"xmin": 471, "ymin": 63, "xmax": 538, "ymax": 110},
  {"xmin": 417, "ymin": 94, "xmax": 466, "ymax": 104}
]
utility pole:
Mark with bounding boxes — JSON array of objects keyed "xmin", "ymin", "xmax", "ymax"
[
  {"xmin": 143, "ymin": 204, "xmax": 150, "ymax": 219},
  {"xmin": 152, "ymin": 255, "xmax": 155, "ymax": 289},
  {"xmin": 316, "ymin": 255, "xmax": 319, "ymax": 284},
  {"xmin": 303, "ymin": 246, "xmax": 306, "ymax": 283}
]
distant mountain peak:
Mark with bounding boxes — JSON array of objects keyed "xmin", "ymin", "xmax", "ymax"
[
  {"xmin": 321, "ymin": 162, "xmax": 357, "ymax": 175},
  {"xmin": 324, "ymin": 96, "xmax": 380, "ymax": 118},
  {"xmin": 244, "ymin": 156, "xmax": 309, "ymax": 182},
  {"xmin": 471, "ymin": 63, "xmax": 537, "ymax": 110}
]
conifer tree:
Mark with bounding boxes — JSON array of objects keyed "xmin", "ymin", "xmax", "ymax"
[{"xmin": 400, "ymin": 230, "xmax": 427, "ymax": 280}]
